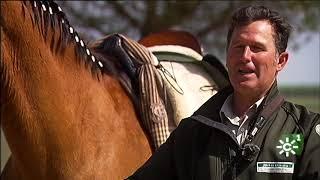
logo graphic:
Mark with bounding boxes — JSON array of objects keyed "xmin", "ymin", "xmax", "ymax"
[
  {"xmin": 276, "ymin": 134, "xmax": 303, "ymax": 157},
  {"xmin": 316, "ymin": 124, "xmax": 320, "ymax": 136}
]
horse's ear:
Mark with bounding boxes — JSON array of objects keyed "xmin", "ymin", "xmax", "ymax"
[{"xmin": 139, "ymin": 30, "xmax": 203, "ymax": 55}]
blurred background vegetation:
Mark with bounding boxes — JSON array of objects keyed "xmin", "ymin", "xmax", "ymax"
[
  {"xmin": 58, "ymin": 1, "xmax": 319, "ymax": 58},
  {"xmin": 279, "ymin": 86, "xmax": 319, "ymax": 113}
]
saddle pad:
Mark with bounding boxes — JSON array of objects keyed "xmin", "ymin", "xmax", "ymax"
[{"xmin": 149, "ymin": 46, "xmax": 219, "ymax": 125}]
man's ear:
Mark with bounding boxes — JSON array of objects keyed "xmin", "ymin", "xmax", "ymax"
[{"xmin": 276, "ymin": 52, "xmax": 289, "ymax": 72}]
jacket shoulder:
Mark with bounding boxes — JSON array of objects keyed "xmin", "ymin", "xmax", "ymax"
[
  {"xmin": 282, "ymin": 101, "xmax": 320, "ymax": 135},
  {"xmin": 177, "ymin": 117, "xmax": 210, "ymax": 133}
]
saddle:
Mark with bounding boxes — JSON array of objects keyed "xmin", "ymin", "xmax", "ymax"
[
  {"xmin": 147, "ymin": 44, "xmax": 229, "ymax": 125},
  {"xmin": 93, "ymin": 33, "xmax": 229, "ymax": 149}
]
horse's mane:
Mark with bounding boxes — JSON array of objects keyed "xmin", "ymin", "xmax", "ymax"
[{"xmin": 22, "ymin": 1, "xmax": 118, "ymax": 77}]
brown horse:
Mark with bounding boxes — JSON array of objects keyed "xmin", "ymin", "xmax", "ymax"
[{"xmin": 1, "ymin": 1, "xmax": 152, "ymax": 179}]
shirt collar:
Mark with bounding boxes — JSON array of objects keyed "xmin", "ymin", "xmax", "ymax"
[{"xmin": 220, "ymin": 94, "xmax": 265, "ymax": 126}]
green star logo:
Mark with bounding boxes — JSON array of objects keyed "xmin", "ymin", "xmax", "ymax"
[{"xmin": 276, "ymin": 134, "xmax": 303, "ymax": 157}]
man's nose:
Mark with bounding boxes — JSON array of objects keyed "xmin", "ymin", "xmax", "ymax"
[{"xmin": 240, "ymin": 46, "xmax": 252, "ymax": 62}]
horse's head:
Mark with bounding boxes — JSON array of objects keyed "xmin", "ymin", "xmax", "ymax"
[{"xmin": 0, "ymin": 1, "xmax": 151, "ymax": 179}]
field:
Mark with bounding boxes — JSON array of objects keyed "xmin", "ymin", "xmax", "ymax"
[
  {"xmin": 279, "ymin": 85, "xmax": 320, "ymax": 113},
  {"xmin": 1, "ymin": 86, "xmax": 319, "ymax": 172}
]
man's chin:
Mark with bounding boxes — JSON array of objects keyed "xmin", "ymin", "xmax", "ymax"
[{"xmin": 233, "ymin": 81, "xmax": 257, "ymax": 92}]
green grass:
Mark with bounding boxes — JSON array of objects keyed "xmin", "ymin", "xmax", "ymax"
[{"xmin": 279, "ymin": 85, "xmax": 320, "ymax": 113}]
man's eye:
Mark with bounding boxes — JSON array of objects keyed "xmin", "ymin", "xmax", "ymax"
[
  {"xmin": 233, "ymin": 45, "xmax": 243, "ymax": 49},
  {"xmin": 251, "ymin": 46, "xmax": 264, "ymax": 52}
]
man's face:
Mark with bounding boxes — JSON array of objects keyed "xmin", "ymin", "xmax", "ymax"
[{"xmin": 226, "ymin": 20, "xmax": 284, "ymax": 96}]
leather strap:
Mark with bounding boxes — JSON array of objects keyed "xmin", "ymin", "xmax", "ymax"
[
  {"xmin": 246, "ymin": 93, "xmax": 284, "ymax": 142},
  {"xmin": 260, "ymin": 94, "xmax": 284, "ymax": 121}
]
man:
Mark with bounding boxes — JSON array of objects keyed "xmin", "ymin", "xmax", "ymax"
[{"xmin": 128, "ymin": 5, "xmax": 320, "ymax": 180}]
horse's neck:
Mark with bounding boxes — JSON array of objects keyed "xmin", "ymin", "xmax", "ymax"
[
  {"xmin": 1, "ymin": 1, "xmax": 98, "ymax": 174},
  {"xmin": 1, "ymin": 2, "xmax": 151, "ymax": 179}
]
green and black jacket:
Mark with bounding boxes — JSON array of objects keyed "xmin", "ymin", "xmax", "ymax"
[{"xmin": 129, "ymin": 82, "xmax": 320, "ymax": 180}]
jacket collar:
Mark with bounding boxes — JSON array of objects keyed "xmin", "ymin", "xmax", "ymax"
[
  {"xmin": 193, "ymin": 81, "xmax": 280, "ymax": 122},
  {"xmin": 261, "ymin": 80, "xmax": 280, "ymax": 107}
]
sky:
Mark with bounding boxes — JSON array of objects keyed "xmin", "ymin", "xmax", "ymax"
[{"xmin": 278, "ymin": 32, "xmax": 320, "ymax": 86}]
